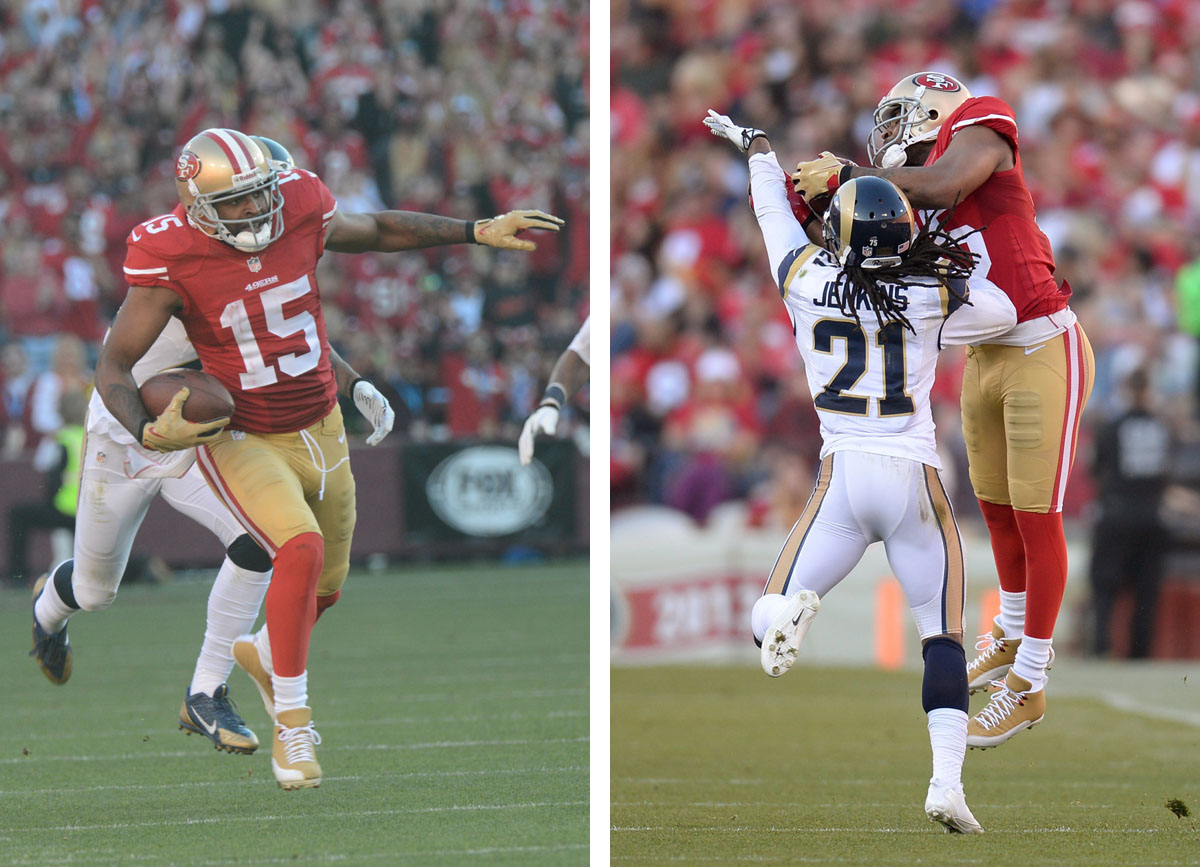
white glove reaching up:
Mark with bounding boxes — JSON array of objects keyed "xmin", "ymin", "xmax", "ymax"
[
  {"xmin": 518, "ymin": 405, "xmax": 559, "ymax": 466},
  {"xmin": 703, "ymin": 109, "xmax": 767, "ymax": 154},
  {"xmin": 353, "ymin": 380, "xmax": 395, "ymax": 446}
]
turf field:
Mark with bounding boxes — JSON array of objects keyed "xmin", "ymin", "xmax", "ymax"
[
  {"xmin": 612, "ymin": 663, "xmax": 1199, "ymax": 865},
  {"xmin": 1, "ymin": 561, "xmax": 588, "ymax": 865}
]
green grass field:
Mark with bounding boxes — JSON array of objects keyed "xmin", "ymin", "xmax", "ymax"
[
  {"xmin": 1, "ymin": 561, "xmax": 588, "ymax": 866},
  {"xmin": 612, "ymin": 663, "xmax": 1199, "ymax": 865}
]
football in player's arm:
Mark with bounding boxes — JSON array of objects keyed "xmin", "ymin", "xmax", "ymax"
[{"xmin": 95, "ymin": 128, "xmax": 563, "ymax": 790}]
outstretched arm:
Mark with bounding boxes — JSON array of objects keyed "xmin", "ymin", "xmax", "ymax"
[{"xmin": 324, "ymin": 208, "xmax": 563, "ymax": 254}]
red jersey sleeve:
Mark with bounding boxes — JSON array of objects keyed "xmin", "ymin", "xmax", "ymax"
[
  {"xmin": 942, "ymin": 96, "xmax": 1019, "ymax": 154},
  {"xmin": 278, "ymin": 169, "xmax": 337, "ymax": 259},
  {"xmin": 121, "ymin": 209, "xmax": 197, "ymax": 312}
]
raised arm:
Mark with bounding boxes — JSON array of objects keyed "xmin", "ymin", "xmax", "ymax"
[{"xmin": 324, "ymin": 208, "xmax": 563, "ymax": 254}]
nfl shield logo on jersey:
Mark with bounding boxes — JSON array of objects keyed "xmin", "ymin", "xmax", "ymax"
[{"xmin": 247, "ymin": 257, "xmax": 262, "ymax": 272}]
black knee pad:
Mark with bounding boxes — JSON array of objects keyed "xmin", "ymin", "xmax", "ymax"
[
  {"xmin": 921, "ymin": 636, "xmax": 968, "ymax": 714},
  {"xmin": 53, "ymin": 559, "xmax": 78, "ymax": 609},
  {"xmin": 227, "ymin": 534, "xmax": 272, "ymax": 573}
]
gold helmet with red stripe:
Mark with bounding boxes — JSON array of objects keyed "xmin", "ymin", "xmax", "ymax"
[
  {"xmin": 867, "ymin": 71, "xmax": 972, "ymax": 168},
  {"xmin": 175, "ymin": 128, "xmax": 284, "ymax": 252}
]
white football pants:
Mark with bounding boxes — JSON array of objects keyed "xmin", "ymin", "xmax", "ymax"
[{"xmin": 754, "ymin": 450, "xmax": 966, "ymax": 642}]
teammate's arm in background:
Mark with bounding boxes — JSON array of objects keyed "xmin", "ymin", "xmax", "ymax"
[
  {"xmin": 328, "ymin": 347, "xmax": 395, "ymax": 446},
  {"xmin": 324, "ymin": 208, "xmax": 563, "ymax": 254},
  {"xmin": 519, "ymin": 319, "xmax": 591, "ymax": 466}
]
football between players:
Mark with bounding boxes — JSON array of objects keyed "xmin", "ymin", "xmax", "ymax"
[
  {"xmin": 705, "ymin": 108, "xmax": 1017, "ymax": 832},
  {"xmin": 791, "ymin": 71, "xmax": 1094, "ymax": 749},
  {"xmin": 89, "ymin": 127, "xmax": 561, "ymax": 789}
]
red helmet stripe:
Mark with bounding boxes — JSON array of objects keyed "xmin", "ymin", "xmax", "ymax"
[{"xmin": 202, "ymin": 129, "xmax": 252, "ymax": 173}]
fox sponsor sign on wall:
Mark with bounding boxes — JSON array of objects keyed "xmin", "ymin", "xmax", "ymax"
[{"xmin": 405, "ymin": 441, "xmax": 576, "ymax": 543}]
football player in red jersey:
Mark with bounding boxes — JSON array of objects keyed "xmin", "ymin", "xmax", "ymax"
[
  {"xmin": 95, "ymin": 127, "xmax": 563, "ymax": 788},
  {"xmin": 792, "ymin": 72, "xmax": 1094, "ymax": 749}
]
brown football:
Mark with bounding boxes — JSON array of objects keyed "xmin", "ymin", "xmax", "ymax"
[{"xmin": 139, "ymin": 368, "xmax": 234, "ymax": 423}]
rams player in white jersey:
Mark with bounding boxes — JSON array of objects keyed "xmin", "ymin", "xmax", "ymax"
[{"xmin": 704, "ymin": 110, "xmax": 1017, "ymax": 834}]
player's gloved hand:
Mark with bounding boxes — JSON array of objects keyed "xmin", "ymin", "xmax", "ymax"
[
  {"xmin": 791, "ymin": 151, "xmax": 850, "ymax": 202},
  {"xmin": 473, "ymin": 210, "xmax": 564, "ymax": 251},
  {"xmin": 518, "ymin": 405, "xmax": 559, "ymax": 466},
  {"xmin": 702, "ymin": 109, "xmax": 767, "ymax": 154},
  {"xmin": 140, "ymin": 387, "xmax": 229, "ymax": 452},
  {"xmin": 353, "ymin": 379, "xmax": 395, "ymax": 446}
]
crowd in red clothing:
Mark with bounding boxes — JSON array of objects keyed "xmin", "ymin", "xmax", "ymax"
[
  {"xmin": 611, "ymin": 0, "xmax": 1200, "ymax": 525},
  {"xmin": 0, "ymin": 0, "xmax": 589, "ymax": 452}
]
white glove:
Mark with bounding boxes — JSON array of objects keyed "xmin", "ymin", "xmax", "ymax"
[
  {"xmin": 518, "ymin": 405, "xmax": 559, "ymax": 466},
  {"xmin": 703, "ymin": 109, "xmax": 767, "ymax": 154},
  {"xmin": 352, "ymin": 380, "xmax": 395, "ymax": 446}
]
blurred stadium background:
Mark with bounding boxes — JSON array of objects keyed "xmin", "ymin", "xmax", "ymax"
[
  {"xmin": 610, "ymin": 0, "xmax": 1200, "ymax": 666},
  {"xmin": 0, "ymin": 0, "xmax": 590, "ymax": 578}
]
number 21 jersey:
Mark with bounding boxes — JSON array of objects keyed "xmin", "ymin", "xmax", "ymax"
[{"xmin": 122, "ymin": 169, "xmax": 339, "ymax": 434}]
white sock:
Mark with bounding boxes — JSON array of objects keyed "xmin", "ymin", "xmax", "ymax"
[
  {"xmin": 927, "ymin": 708, "xmax": 968, "ymax": 790},
  {"xmin": 35, "ymin": 561, "xmax": 78, "ymax": 635},
  {"xmin": 254, "ymin": 624, "xmax": 274, "ymax": 673},
  {"xmin": 189, "ymin": 559, "xmax": 271, "ymax": 696},
  {"xmin": 273, "ymin": 672, "xmax": 308, "ymax": 716},
  {"xmin": 751, "ymin": 593, "xmax": 791, "ymax": 643},
  {"xmin": 1011, "ymin": 636, "xmax": 1052, "ymax": 691},
  {"xmin": 998, "ymin": 590, "xmax": 1025, "ymax": 639}
]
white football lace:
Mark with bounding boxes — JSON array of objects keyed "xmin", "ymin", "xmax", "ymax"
[
  {"xmin": 974, "ymin": 681, "xmax": 1023, "ymax": 730},
  {"xmin": 972, "ymin": 632, "xmax": 995, "ymax": 653},
  {"xmin": 279, "ymin": 721, "xmax": 321, "ymax": 764}
]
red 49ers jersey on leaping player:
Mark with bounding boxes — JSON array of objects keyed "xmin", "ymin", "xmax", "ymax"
[
  {"xmin": 122, "ymin": 169, "xmax": 339, "ymax": 433},
  {"xmin": 926, "ymin": 96, "xmax": 1071, "ymax": 323}
]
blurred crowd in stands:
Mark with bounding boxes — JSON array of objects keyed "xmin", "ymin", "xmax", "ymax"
[
  {"xmin": 0, "ymin": 0, "xmax": 589, "ymax": 457},
  {"xmin": 611, "ymin": 0, "xmax": 1200, "ymax": 533}
]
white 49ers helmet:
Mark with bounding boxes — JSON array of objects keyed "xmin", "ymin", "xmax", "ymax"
[
  {"xmin": 175, "ymin": 128, "xmax": 284, "ymax": 252},
  {"xmin": 867, "ymin": 71, "xmax": 972, "ymax": 169}
]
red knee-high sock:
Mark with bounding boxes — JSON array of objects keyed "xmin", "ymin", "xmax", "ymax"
[
  {"xmin": 315, "ymin": 590, "xmax": 340, "ymax": 622},
  {"xmin": 1013, "ymin": 510, "xmax": 1068, "ymax": 639},
  {"xmin": 265, "ymin": 532, "xmax": 324, "ymax": 677},
  {"xmin": 977, "ymin": 500, "xmax": 1026, "ymax": 593}
]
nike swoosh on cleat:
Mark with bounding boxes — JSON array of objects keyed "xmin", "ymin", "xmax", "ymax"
[
  {"xmin": 1024, "ymin": 344, "xmax": 1047, "ymax": 355},
  {"xmin": 196, "ymin": 714, "xmax": 219, "ymax": 736}
]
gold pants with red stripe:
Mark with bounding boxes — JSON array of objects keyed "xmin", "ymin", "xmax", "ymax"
[
  {"xmin": 197, "ymin": 404, "xmax": 356, "ymax": 597},
  {"xmin": 762, "ymin": 452, "xmax": 965, "ymax": 640},
  {"xmin": 961, "ymin": 323, "xmax": 1094, "ymax": 513}
]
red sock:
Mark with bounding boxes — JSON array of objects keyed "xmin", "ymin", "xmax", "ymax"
[
  {"xmin": 265, "ymin": 532, "xmax": 324, "ymax": 677},
  {"xmin": 1013, "ymin": 510, "xmax": 1068, "ymax": 639},
  {"xmin": 315, "ymin": 590, "xmax": 340, "ymax": 621},
  {"xmin": 977, "ymin": 500, "xmax": 1026, "ymax": 593}
]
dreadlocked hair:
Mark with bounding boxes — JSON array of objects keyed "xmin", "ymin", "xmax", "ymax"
[{"xmin": 833, "ymin": 208, "xmax": 981, "ymax": 334}]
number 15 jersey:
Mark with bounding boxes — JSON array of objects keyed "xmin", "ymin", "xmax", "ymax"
[
  {"xmin": 122, "ymin": 169, "xmax": 339, "ymax": 434},
  {"xmin": 748, "ymin": 153, "xmax": 1017, "ymax": 468}
]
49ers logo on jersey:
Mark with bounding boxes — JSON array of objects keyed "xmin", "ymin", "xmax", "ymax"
[
  {"xmin": 912, "ymin": 73, "xmax": 961, "ymax": 92},
  {"xmin": 176, "ymin": 151, "xmax": 201, "ymax": 182}
]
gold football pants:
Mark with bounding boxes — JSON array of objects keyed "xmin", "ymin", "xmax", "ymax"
[
  {"xmin": 961, "ymin": 323, "xmax": 1094, "ymax": 514},
  {"xmin": 197, "ymin": 404, "xmax": 356, "ymax": 596}
]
